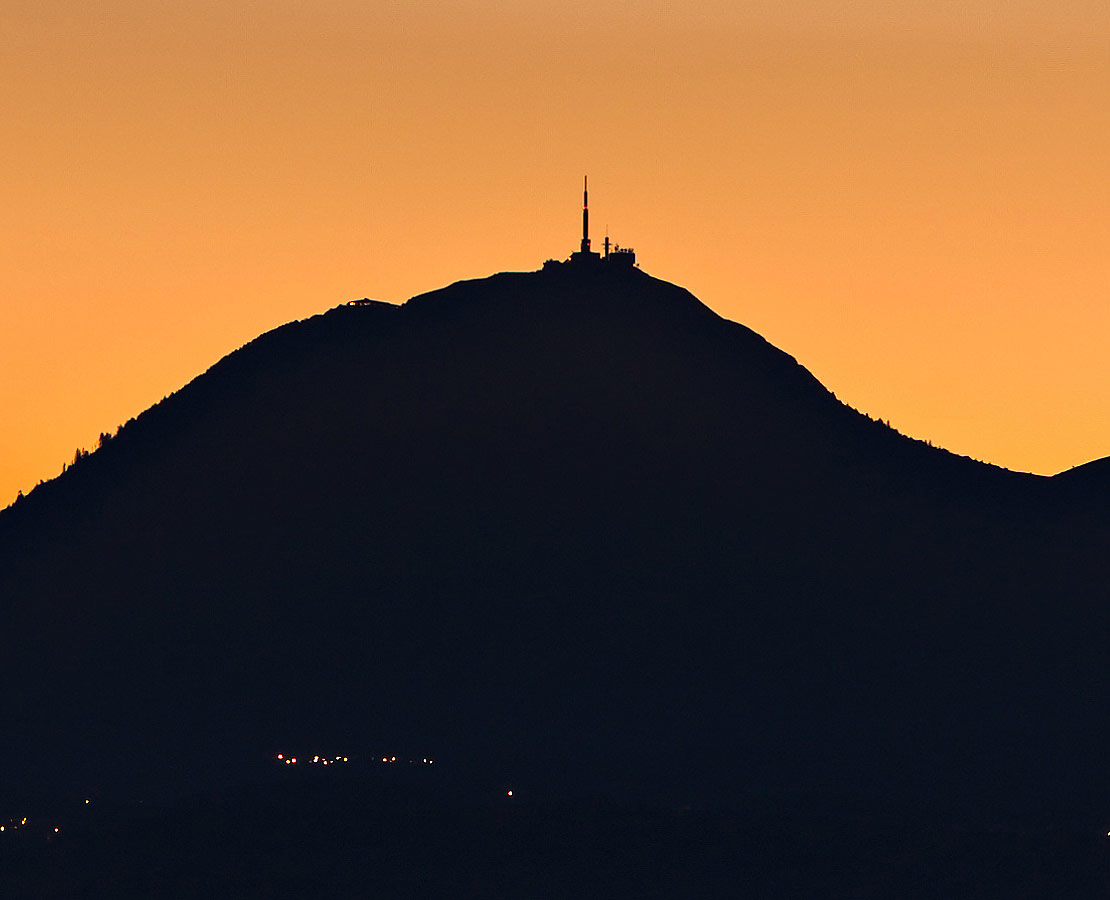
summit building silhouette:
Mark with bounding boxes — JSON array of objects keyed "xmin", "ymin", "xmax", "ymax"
[{"xmin": 548, "ymin": 176, "xmax": 636, "ymax": 268}]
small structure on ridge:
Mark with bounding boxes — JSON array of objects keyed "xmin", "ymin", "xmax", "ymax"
[{"xmin": 548, "ymin": 177, "xmax": 636, "ymax": 269}]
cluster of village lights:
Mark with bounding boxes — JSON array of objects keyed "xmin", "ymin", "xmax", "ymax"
[
  {"xmin": 1, "ymin": 800, "xmax": 90, "ymax": 839},
  {"xmin": 275, "ymin": 753, "xmax": 434, "ymax": 766},
  {"xmin": 1, "ymin": 815, "xmax": 31, "ymax": 833},
  {"xmin": 276, "ymin": 753, "xmax": 349, "ymax": 766}
]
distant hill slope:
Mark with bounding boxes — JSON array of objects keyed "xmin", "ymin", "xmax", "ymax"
[{"xmin": 2, "ymin": 264, "xmax": 1109, "ymax": 812}]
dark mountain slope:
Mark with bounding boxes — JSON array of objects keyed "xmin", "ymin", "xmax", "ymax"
[{"xmin": 2, "ymin": 264, "xmax": 1108, "ymax": 813}]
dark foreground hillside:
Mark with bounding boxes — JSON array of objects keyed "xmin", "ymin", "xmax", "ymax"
[
  {"xmin": 5, "ymin": 765, "xmax": 1109, "ymax": 900},
  {"xmin": 2, "ymin": 262, "xmax": 1110, "ymax": 871}
]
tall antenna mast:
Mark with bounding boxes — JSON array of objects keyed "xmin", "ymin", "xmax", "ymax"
[{"xmin": 580, "ymin": 175, "xmax": 590, "ymax": 254}]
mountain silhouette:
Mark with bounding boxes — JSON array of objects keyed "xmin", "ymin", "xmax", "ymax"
[{"xmin": 2, "ymin": 263, "xmax": 1109, "ymax": 816}]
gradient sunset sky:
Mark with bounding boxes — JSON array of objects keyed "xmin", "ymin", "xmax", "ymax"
[{"xmin": 4, "ymin": 1, "xmax": 1109, "ymax": 504}]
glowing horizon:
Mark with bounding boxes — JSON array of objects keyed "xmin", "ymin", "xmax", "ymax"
[{"xmin": 4, "ymin": 2, "xmax": 1110, "ymax": 505}]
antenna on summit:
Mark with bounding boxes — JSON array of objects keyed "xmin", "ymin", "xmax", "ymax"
[
  {"xmin": 552, "ymin": 176, "xmax": 634, "ymax": 268},
  {"xmin": 581, "ymin": 175, "xmax": 590, "ymax": 254}
]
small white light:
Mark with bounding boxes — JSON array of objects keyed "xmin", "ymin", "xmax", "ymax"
[{"xmin": 507, "ymin": 790, "xmax": 513, "ymax": 797}]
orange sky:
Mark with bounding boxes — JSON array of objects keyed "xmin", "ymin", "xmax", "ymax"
[{"xmin": 3, "ymin": 2, "xmax": 1110, "ymax": 505}]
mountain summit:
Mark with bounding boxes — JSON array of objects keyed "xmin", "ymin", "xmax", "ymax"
[{"xmin": 2, "ymin": 264, "xmax": 1108, "ymax": 811}]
